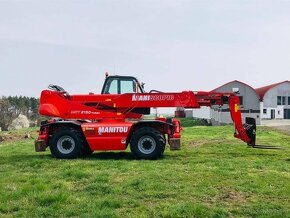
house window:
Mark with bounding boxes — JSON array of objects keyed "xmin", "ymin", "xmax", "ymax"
[
  {"xmin": 288, "ymin": 97, "xmax": 290, "ymax": 105},
  {"xmin": 282, "ymin": 96, "xmax": 286, "ymax": 105},
  {"xmin": 239, "ymin": 96, "xmax": 243, "ymax": 105},
  {"xmin": 263, "ymin": 109, "xmax": 267, "ymax": 114},
  {"xmin": 277, "ymin": 96, "xmax": 282, "ymax": 105}
]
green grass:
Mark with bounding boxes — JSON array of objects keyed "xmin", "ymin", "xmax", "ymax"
[
  {"xmin": 179, "ymin": 118, "xmax": 211, "ymax": 127},
  {"xmin": 0, "ymin": 126, "xmax": 289, "ymax": 217}
]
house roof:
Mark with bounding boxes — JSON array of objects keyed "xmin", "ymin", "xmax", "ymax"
[
  {"xmin": 255, "ymin": 80, "xmax": 290, "ymax": 101},
  {"xmin": 211, "ymin": 80, "xmax": 259, "ymax": 99}
]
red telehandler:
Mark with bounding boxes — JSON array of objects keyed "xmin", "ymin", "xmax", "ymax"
[{"xmin": 35, "ymin": 74, "xmax": 256, "ymax": 159}]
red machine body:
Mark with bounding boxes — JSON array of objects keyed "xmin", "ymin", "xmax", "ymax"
[{"xmin": 35, "ymin": 75, "xmax": 256, "ymax": 159}]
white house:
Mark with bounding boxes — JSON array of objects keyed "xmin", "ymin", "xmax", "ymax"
[{"xmin": 256, "ymin": 81, "xmax": 290, "ymax": 119}]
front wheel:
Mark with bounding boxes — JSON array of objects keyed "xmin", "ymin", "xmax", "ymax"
[
  {"xmin": 130, "ymin": 127, "xmax": 165, "ymax": 160},
  {"xmin": 49, "ymin": 128, "xmax": 84, "ymax": 159}
]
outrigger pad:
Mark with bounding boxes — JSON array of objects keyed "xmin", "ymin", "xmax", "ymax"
[
  {"xmin": 245, "ymin": 117, "xmax": 256, "ymax": 146},
  {"xmin": 169, "ymin": 138, "xmax": 181, "ymax": 150},
  {"xmin": 35, "ymin": 140, "xmax": 47, "ymax": 152}
]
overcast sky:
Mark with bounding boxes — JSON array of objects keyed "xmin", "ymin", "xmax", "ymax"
[{"xmin": 0, "ymin": 0, "xmax": 290, "ymax": 97}]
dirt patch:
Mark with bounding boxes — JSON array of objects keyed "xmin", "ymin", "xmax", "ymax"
[
  {"xmin": 217, "ymin": 187, "xmax": 248, "ymax": 204},
  {"xmin": 0, "ymin": 131, "xmax": 37, "ymax": 143},
  {"xmin": 189, "ymin": 138, "xmax": 228, "ymax": 148}
]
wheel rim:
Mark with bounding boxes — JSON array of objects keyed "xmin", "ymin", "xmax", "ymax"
[
  {"xmin": 57, "ymin": 136, "xmax": 75, "ymax": 154},
  {"xmin": 138, "ymin": 136, "xmax": 156, "ymax": 154}
]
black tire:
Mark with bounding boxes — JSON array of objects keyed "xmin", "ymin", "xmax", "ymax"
[
  {"xmin": 130, "ymin": 127, "xmax": 165, "ymax": 160},
  {"xmin": 49, "ymin": 127, "xmax": 84, "ymax": 159},
  {"xmin": 160, "ymin": 134, "xmax": 166, "ymax": 156}
]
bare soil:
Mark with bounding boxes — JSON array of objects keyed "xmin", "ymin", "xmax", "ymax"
[
  {"xmin": 0, "ymin": 130, "xmax": 37, "ymax": 143},
  {"xmin": 189, "ymin": 138, "xmax": 228, "ymax": 148}
]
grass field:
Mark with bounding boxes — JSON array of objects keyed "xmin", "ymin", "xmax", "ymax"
[{"xmin": 0, "ymin": 126, "xmax": 289, "ymax": 217}]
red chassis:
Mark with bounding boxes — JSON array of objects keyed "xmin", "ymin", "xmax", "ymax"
[{"xmin": 35, "ymin": 75, "xmax": 256, "ymax": 159}]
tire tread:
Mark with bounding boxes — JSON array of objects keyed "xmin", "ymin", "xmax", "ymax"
[{"xmin": 130, "ymin": 127, "xmax": 165, "ymax": 160}]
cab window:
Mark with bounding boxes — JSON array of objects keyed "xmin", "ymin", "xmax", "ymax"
[
  {"xmin": 104, "ymin": 79, "xmax": 118, "ymax": 94},
  {"xmin": 102, "ymin": 77, "xmax": 143, "ymax": 94},
  {"xmin": 120, "ymin": 80, "xmax": 134, "ymax": 94}
]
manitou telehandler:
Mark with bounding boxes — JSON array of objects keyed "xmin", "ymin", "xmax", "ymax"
[{"xmin": 35, "ymin": 74, "xmax": 256, "ymax": 159}]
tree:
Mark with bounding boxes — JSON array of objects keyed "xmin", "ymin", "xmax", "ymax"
[
  {"xmin": 0, "ymin": 97, "xmax": 15, "ymax": 131},
  {"xmin": 0, "ymin": 96, "xmax": 40, "ymax": 131}
]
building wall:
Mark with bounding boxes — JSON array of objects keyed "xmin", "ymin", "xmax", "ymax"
[
  {"xmin": 211, "ymin": 110, "xmax": 260, "ymax": 125},
  {"xmin": 260, "ymin": 102, "xmax": 285, "ymax": 119},
  {"xmin": 185, "ymin": 107, "xmax": 211, "ymax": 119},
  {"xmin": 213, "ymin": 81, "xmax": 260, "ymax": 110},
  {"xmin": 263, "ymin": 83, "xmax": 290, "ymax": 108},
  {"xmin": 260, "ymin": 83, "xmax": 290, "ymax": 119},
  {"xmin": 211, "ymin": 81, "xmax": 261, "ymax": 125},
  {"xmin": 185, "ymin": 109, "xmax": 193, "ymax": 118}
]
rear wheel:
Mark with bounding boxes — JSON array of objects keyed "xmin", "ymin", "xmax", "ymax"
[
  {"xmin": 130, "ymin": 127, "xmax": 165, "ymax": 160},
  {"xmin": 50, "ymin": 128, "xmax": 84, "ymax": 159}
]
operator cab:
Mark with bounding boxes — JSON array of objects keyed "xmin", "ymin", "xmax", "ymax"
[{"xmin": 101, "ymin": 75, "xmax": 145, "ymax": 94}]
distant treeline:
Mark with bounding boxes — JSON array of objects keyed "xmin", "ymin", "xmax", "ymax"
[{"xmin": 0, "ymin": 96, "xmax": 40, "ymax": 131}]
